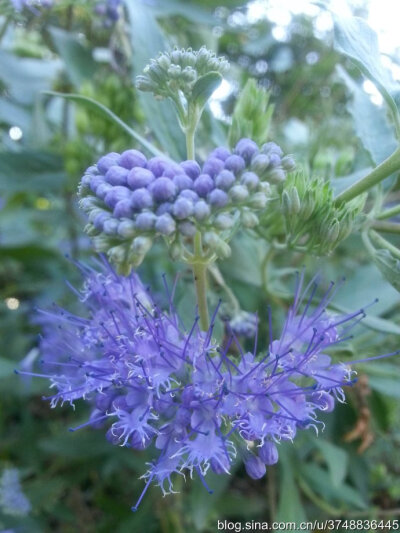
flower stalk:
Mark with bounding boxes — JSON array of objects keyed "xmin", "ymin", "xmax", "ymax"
[
  {"xmin": 191, "ymin": 231, "xmax": 210, "ymax": 331},
  {"xmin": 335, "ymin": 147, "xmax": 400, "ymax": 205}
]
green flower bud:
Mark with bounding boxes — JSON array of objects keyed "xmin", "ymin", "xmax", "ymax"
[
  {"xmin": 93, "ymin": 234, "xmax": 113, "ymax": 253},
  {"xmin": 230, "ymin": 185, "xmax": 249, "ymax": 202},
  {"xmin": 250, "ymin": 192, "xmax": 268, "ymax": 209},
  {"xmin": 267, "ymin": 168, "xmax": 286, "ymax": 184},
  {"xmin": 214, "ymin": 213, "xmax": 234, "ymax": 230},
  {"xmin": 117, "ymin": 220, "xmax": 136, "ymax": 239},
  {"xmin": 204, "ymin": 231, "xmax": 231, "ymax": 259},
  {"xmin": 108, "ymin": 244, "xmax": 128, "ymax": 265},
  {"xmin": 241, "ymin": 211, "xmax": 259, "ymax": 228}
]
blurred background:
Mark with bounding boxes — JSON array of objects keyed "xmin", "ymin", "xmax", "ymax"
[{"xmin": 0, "ymin": 0, "xmax": 399, "ymax": 531}]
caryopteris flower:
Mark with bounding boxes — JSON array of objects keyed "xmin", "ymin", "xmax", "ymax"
[
  {"xmin": 78, "ymin": 139, "xmax": 294, "ymax": 270},
  {"xmin": 18, "ymin": 263, "xmax": 396, "ymax": 511}
]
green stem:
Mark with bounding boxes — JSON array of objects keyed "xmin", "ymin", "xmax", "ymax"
[
  {"xmin": 185, "ymin": 124, "xmax": 195, "ymax": 160},
  {"xmin": 209, "ymin": 264, "xmax": 240, "ymax": 313},
  {"xmin": 369, "ymin": 230, "xmax": 400, "ymax": 259},
  {"xmin": 191, "ymin": 232, "xmax": 210, "ymax": 331},
  {"xmin": 371, "ymin": 220, "xmax": 400, "ymax": 235},
  {"xmin": 335, "ymin": 148, "xmax": 400, "ymax": 205},
  {"xmin": 377, "ymin": 203, "xmax": 400, "ymax": 220}
]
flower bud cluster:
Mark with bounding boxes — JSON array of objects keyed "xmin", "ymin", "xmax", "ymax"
[
  {"xmin": 78, "ymin": 138, "xmax": 293, "ymax": 270},
  {"xmin": 259, "ymin": 171, "xmax": 365, "ymax": 255},
  {"xmin": 135, "ymin": 46, "xmax": 229, "ymax": 101},
  {"xmin": 94, "ymin": 0, "xmax": 122, "ymax": 26}
]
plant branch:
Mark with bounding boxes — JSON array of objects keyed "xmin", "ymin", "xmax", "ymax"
[
  {"xmin": 191, "ymin": 232, "xmax": 210, "ymax": 332},
  {"xmin": 371, "ymin": 220, "xmax": 400, "ymax": 235},
  {"xmin": 335, "ymin": 148, "xmax": 400, "ymax": 205}
]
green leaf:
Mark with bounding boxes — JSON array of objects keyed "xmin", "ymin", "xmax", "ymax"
[
  {"xmin": 191, "ymin": 71, "xmax": 222, "ymax": 109},
  {"xmin": 300, "ymin": 463, "xmax": 367, "ymax": 510},
  {"xmin": 0, "ymin": 356, "xmax": 15, "ymax": 379},
  {"xmin": 373, "ymin": 248, "xmax": 400, "ymax": 292},
  {"xmin": 314, "ymin": 440, "xmax": 349, "ymax": 487},
  {"xmin": 337, "ymin": 66, "xmax": 398, "ymax": 166},
  {"xmin": 368, "ymin": 376, "xmax": 400, "ymax": 398},
  {"xmin": 48, "ymin": 27, "xmax": 97, "ymax": 88},
  {"xmin": 125, "ymin": 0, "xmax": 185, "ymax": 160},
  {"xmin": 43, "ymin": 91, "xmax": 164, "ymax": 158},
  {"xmin": 333, "ymin": 15, "xmax": 400, "ymax": 134},
  {"xmin": 277, "ymin": 446, "xmax": 307, "ymax": 527},
  {"xmin": 0, "ymin": 50, "xmax": 60, "ymax": 105},
  {"xmin": 0, "ymin": 150, "xmax": 65, "ymax": 194}
]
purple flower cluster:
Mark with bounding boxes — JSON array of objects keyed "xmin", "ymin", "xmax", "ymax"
[
  {"xmin": 94, "ymin": 0, "xmax": 122, "ymax": 26},
  {"xmin": 79, "ymin": 139, "xmax": 294, "ymax": 267},
  {"xmin": 21, "ymin": 263, "xmax": 378, "ymax": 511}
]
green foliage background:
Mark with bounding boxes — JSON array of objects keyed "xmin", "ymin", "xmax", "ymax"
[{"xmin": 0, "ymin": 1, "xmax": 399, "ymax": 531}]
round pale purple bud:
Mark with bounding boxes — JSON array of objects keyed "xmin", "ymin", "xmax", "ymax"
[
  {"xmin": 180, "ymin": 160, "xmax": 201, "ymax": 179},
  {"xmin": 194, "ymin": 200, "xmax": 211, "ymax": 221},
  {"xmin": 178, "ymin": 221, "xmax": 196, "ymax": 237},
  {"xmin": 244, "ymin": 454, "xmax": 266, "ymax": 479},
  {"xmin": 224, "ymin": 154, "xmax": 245, "ymax": 173},
  {"xmin": 251, "ymin": 154, "xmax": 270, "ymax": 174},
  {"xmin": 118, "ymin": 149, "xmax": 147, "ymax": 170},
  {"xmin": 105, "ymin": 166, "xmax": 129, "ymax": 186},
  {"xmin": 259, "ymin": 441, "xmax": 279, "ymax": 465},
  {"xmin": 235, "ymin": 138, "xmax": 259, "ymax": 161},
  {"xmin": 268, "ymin": 152, "xmax": 281, "ymax": 167},
  {"xmin": 282, "ymin": 155, "xmax": 296, "ymax": 171},
  {"xmin": 90, "ymin": 175, "xmax": 104, "ymax": 193},
  {"xmin": 151, "ymin": 177, "xmax": 177, "ymax": 202},
  {"xmin": 173, "ymin": 174, "xmax": 193, "ymax": 191},
  {"xmin": 104, "ymin": 186, "xmax": 131, "ymax": 209},
  {"xmin": 131, "ymin": 188, "xmax": 153, "ymax": 210},
  {"xmin": 113, "ymin": 199, "xmax": 133, "ymax": 218},
  {"xmin": 155, "ymin": 213, "xmax": 176, "ymax": 235},
  {"xmin": 268, "ymin": 168, "xmax": 286, "ymax": 184},
  {"xmin": 241, "ymin": 171, "xmax": 259, "ymax": 190},
  {"xmin": 208, "ymin": 188, "xmax": 228, "ymax": 207},
  {"xmin": 103, "ymin": 218, "xmax": 119, "ymax": 235},
  {"xmin": 210, "ymin": 147, "xmax": 231, "ymax": 161},
  {"xmin": 262, "ymin": 142, "xmax": 283, "ymax": 157},
  {"xmin": 230, "ymin": 185, "xmax": 249, "ymax": 202},
  {"xmin": 117, "ymin": 220, "xmax": 136, "ymax": 238},
  {"xmin": 97, "ymin": 152, "xmax": 120, "ymax": 174},
  {"xmin": 215, "ymin": 170, "xmax": 236, "ymax": 190},
  {"xmin": 194, "ymin": 174, "xmax": 214, "ymax": 197},
  {"xmin": 162, "ymin": 163, "xmax": 184, "ymax": 179},
  {"xmin": 156, "ymin": 202, "xmax": 173, "ymax": 215},
  {"xmin": 135, "ymin": 212, "xmax": 156, "ymax": 231},
  {"xmin": 179, "ymin": 190, "xmax": 199, "ymax": 202},
  {"xmin": 81, "ymin": 174, "xmax": 91, "ymax": 187},
  {"xmin": 202, "ymin": 157, "xmax": 224, "ymax": 177},
  {"xmin": 127, "ymin": 168, "xmax": 155, "ymax": 190},
  {"xmin": 172, "ymin": 197, "xmax": 194, "ymax": 220},
  {"xmin": 96, "ymin": 182, "xmax": 113, "ymax": 199},
  {"xmin": 146, "ymin": 157, "xmax": 171, "ymax": 177},
  {"xmin": 214, "ymin": 213, "xmax": 234, "ymax": 230},
  {"xmin": 93, "ymin": 211, "xmax": 110, "ymax": 230}
]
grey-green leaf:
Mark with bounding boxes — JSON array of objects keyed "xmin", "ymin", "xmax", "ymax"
[
  {"xmin": 333, "ymin": 15, "xmax": 400, "ymax": 132},
  {"xmin": 43, "ymin": 91, "xmax": 164, "ymax": 158},
  {"xmin": 191, "ymin": 71, "xmax": 222, "ymax": 109}
]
